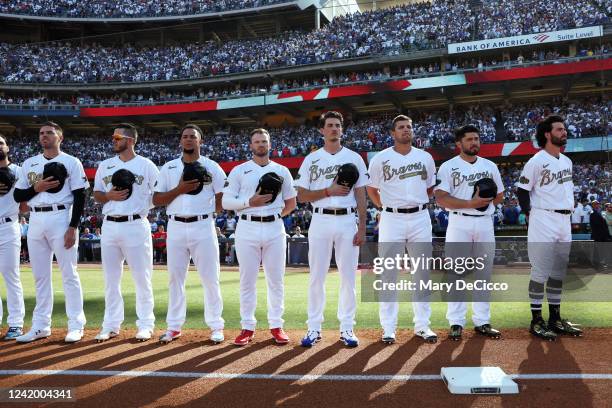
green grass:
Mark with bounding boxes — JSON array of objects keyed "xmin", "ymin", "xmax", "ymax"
[{"xmin": 2, "ymin": 266, "xmax": 612, "ymax": 329}]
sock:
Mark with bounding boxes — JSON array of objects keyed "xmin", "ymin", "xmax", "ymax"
[
  {"xmin": 546, "ymin": 277, "xmax": 563, "ymax": 319},
  {"xmin": 549, "ymin": 304, "xmax": 561, "ymax": 321},
  {"xmin": 528, "ymin": 279, "xmax": 544, "ymax": 321}
]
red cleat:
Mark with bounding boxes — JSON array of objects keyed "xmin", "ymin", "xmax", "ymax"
[
  {"xmin": 233, "ymin": 329, "xmax": 255, "ymax": 346},
  {"xmin": 271, "ymin": 328, "xmax": 290, "ymax": 344}
]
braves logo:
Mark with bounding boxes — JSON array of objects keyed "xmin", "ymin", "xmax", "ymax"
[
  {"xmin": 27, "ymin": 172, "xmax": 43, "ymax": 186},
  {"xmin": 309, "ymin": 164, "xmax": 341, "ymax": 183},
  {"xmin": 102, "ymin": 174, "xmax": 145, "ymax": 186},
  {"xmin": 382, "ymin": 160, "xmax": 426, "ymax": 182},
  {"xmin": 540, "ymin": 168, "xmax": 572, "ymax": 187},
  {"xmin": 450, "ymin": 170, "xmax": 493, "ymax": 188}
]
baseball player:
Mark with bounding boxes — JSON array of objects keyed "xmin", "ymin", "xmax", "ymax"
[
  {"xmin": 434, "ymin": 124, "xmax": 504, "ymax": 341},
  {"xmin": 366, "ymin": 115, "xmax": 437, "ymax": 344},
  {"xmin": 93, "ymin": 123, "xmax": 159, "ymax": 342},
  {"xmin": 0, "ymin": 134, "xmax": 26, "ymax": 340},
  {"xmin": 223, "ymin": 128, "xmax": 296, "ymax": 346},
  {"xmin": 295, "ymin": 111, "xmax": 368, "ymax": 348},
  {"xmin": 153, "ymin": 124, "xmax": 226, "ymax": 344},
  {"xmin": 13, "ymin": 122, "xmax": 88, "ymax": 343},
  {"xmin": 515, "ymin": 115, "xmax": 582, "ymax": 340},
  {"xmin": 222, "ymin": 129, "xmax": 296, "ymax": 346}
]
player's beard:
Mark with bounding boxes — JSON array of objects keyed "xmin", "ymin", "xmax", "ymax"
[
  {"xmin": 253, "ymin": 149, "xmax": 269, "ymax": 158},
  {"xmin": 551, "ymin": 135, "xmax": 567, "ymax": 147},
  {"xmin": 463, "ymin": 146, "xmax": 479, "ymax": 156},
  {"xmin": 0, "ymin": 150, "xmax": 6, "ymax": 161},
  {"xmin": 183, "ymin": 148, "xmax": 195, "ymax": 154},
  {"xmin": 113, "ymin": 143, "xmax": 128, "ymax": 154}
]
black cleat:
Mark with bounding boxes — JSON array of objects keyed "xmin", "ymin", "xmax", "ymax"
[
  {"xmin": 474, "ymin": 324, "xmax": 501, "ymax": 339},
  {"xmin": 530, "ymin": 318, "xmax": 557, "ymax": 341},
  {"xmin": 548, "ymin": 318, "xmax": 583, "ymax": 337},
  {"xmin": 448, "ymin": 325, "xmax": 463, "ymax": 341}
]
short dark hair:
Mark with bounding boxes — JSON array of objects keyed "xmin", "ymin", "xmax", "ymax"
[
  {"xmin": 180, "ymin": 124, "xmax": 203, "ymax": 139},
  {"xmin": 115, "ymin": 123, "xmax": 138, "ymax": 140},
  {"xmin": 250, "ymin": 128, "xmax": 270, "ymax": 142},
  {"xmin": 454, "ymin": 124, "xmax": 480, "ymax": 142},
  {"xmin": 391, "ymin": 115, "xmax": 412, "ymax": 130},
  {"xmin": 535, "ymin": 115, "xmax": 565, "ymax": 148},
  {"xmin": 41, "ymin": 121, "xmax": 63, "ymax": 136},
  {"xmin": 318, "ymin": 111, "xmax": 344, "ymax": 129}
]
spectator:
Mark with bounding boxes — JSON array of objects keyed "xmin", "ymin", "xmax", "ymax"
[
  {"xmin": 152, "ymin": 225, "xmax": 167, "ymax": 264},
  {"xmin": 292, "ymin": 226, "xmax": 305, "ymax": 238}
]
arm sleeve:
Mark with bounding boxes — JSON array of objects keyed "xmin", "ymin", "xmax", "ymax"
[
  {"xmin": 69, "ymin": 188, "xmax": 86, "ymax": 228},
  {"xmin": 210, "ymin": 162, "xmax": 227, "ymax": 194},
  {"xmin": 425, "ymin": 153, "xmax": 437, "ymax": 188},
  {"xmin": 434, "ymin": 163, "xmax": 451, "ymax": 193},
  {"xmin": 515, "ymin": 159, "xmax": 537, "ymax": 191},
  {"xmin": 367, "ymin": 155, "xmax": 381, "ymax": 189},
  {"xmin": 93, "ymin": 165, "xmax": 106, "ymax": 193},
  {"xmin": 293, "ymin": 156, "xmax": 310, "ymax": 190},
  {"xmin": 69, "ymin": 159, "xmax": 89, "ymax": 190},
  {"xmin": 154, "ymin": 165, "xmax": 169, "ymax": 193},
  {"xmin": 281, "ymin": 167, "xmax": 297, "ymax": 200},
  {"xmin": 516, "ymin": 187, "xmax": 531, "ymax": 215},
  {"xmin": 493, "ymin": 166, "xmax": 505, "ymax": 193},
  {"xmin": 222, "ymin": 168, "xmax": 249, "ymax": 211},
  {"xmin": 354, "ymin": 154, "xmax": 369, "ymax": 188},
  {"xmin": 14, "ymin": 186, "xmax": 36, "ymax": 203}
]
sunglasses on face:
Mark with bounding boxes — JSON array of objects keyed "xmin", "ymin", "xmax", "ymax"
[{"xmin": 112, "ymin": 134, "xmax": 134, "ymax": 141}]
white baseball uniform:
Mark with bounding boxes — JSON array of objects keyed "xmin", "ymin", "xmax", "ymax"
[
  {"xmin": 16, "ymin": 152, "xmax": 88, "ymax": 332},
  {"xmin": 222, "ymin": 160, "xmax": 295, "ymax": 330},
  {"xmin": 0, "ymin": 163, "xmax": 25, "ymax": 328},
  {"xmin": 435, "ymin": 155, "xmax": 504, "ymax": 327},
  {"xmin": 94, "ymin": 155, "xmax": 159, "ymax": 332},
  {"xmin": 294, "ymin": 147, "xmax": 368, "ymax": 332},
  {"xmin": 368, "ymin": 146, "xmax": 436, "ymax": 333},
  {"xmin": 155, "ymin": 157, "xmax": 226, "ymax": 332},
  {"xmin": 516, "ymin": 150, "xmax": 574, "ymax": 284}
]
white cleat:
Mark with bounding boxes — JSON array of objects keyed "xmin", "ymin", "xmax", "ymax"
[
  {"xmin": 135, "ymin": 328, "xmax": 153, "ymax": 342},
  {"xmin": 95, "ymin": 329, "xmax": 119, "ymax": 343},
  {"xmin": 64, "ymin": 329, "xmax": 84, "ymax": 343},
  {"xmin": 382, "ymin": 331, "xmax": 396, "ymax": 344},
  {"xmin": 159, "ymin": 330, "xmax": 181, "ymax": 344},
  {"xmin": 210, "ymin": 329, "xmax": 224, "ymax": 344},
  {"xmin": 16, "ymin": 328, "xmax": 51, "ymax": 344},
  {"xmin": 415, "ymin": 327, "xmax": 438, "ymax": 344}
]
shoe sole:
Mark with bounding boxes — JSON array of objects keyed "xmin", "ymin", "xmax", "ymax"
[
  {"xmin": 475, "ymin": 330, "xmax": 501, "ymax": 339},
  {"xmin": 273, "ymin": 338, "xmax": 290, "ymax": 344},
  {"xmin": 211, "ymin": 339, "xmax": 224, "ymax": 344},
  {"xmin": 136, "ymin": 337, "xmax": 151, "ymax": 342},
  {"xmin": 382, "ymin": 338, "xmax": 396, "ymax": 345},
  {"xmin": 300, "ymin": 338, "xmax": 321, "ymax": 348},
  {"xmin": 17, "ymin": 335, "xmax": 49, "ymax": 344},
  {"xmin": 340, "ymin": 339, "xmax": 359, "ymax": 348},
  {"xmin": 64, "ymin": 338, "xmax": 83, "ymax": 344},
  {"xmin": 448, "ymin": 335, "xmax": 462, "ymax": 341},
  {"xmin": 95, "ymin": 333, "xmax": 118, "ymax": 343},
  {"xmin": 417, "ymin": 336, "xmax": 438, "ymax": 344},
  {"xmin": 233, "ymin": 338, "xmax": 253, "ymax": 346}
]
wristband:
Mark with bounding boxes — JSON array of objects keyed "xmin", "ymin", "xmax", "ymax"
[{"xmin": 324, "ymin": 188, "xmax": 330, "ymax": 197}]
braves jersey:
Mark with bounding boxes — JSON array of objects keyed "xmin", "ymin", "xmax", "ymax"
[
  {"xmin": 435, "ymin": 155, "xmax": 504, "ymax": 216},
  {"xmin": 155, "ymin": 156, "xmax": 226, "ymax": 216},
  {"xmin": 15, "ymin": 152, "xmax": 89, "ymax": 207},
  {"xmin": 368, "ymin": 147, "xmax": 436, "ymax": 207},
  {"xmin": 223, "ymin": 160, "xmax": 295, "ymax": 216},
  {"xmin": 0, "ymin": 163, "xmax": 20, "ymax": 219},
  {"xmin": 294, "ymin": 146, "xmax": 368, "ymax": 208},
  {"xmin": 94, "ymin": 155, "xmax": 159, "ymax": 216},
  {"xmin": 515, "ymin": 150, "xmax": 574, "ymax": 210}
]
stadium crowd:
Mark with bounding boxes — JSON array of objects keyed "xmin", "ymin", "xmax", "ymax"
[
  {"xmin": 3, "ymin": 98, "xmax": 609, "ymax": 166},
  {"xmin": 0, "ymin": 0, "xmax": 290, "ymax": 18}
]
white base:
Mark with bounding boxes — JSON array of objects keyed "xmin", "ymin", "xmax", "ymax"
[{"xmin": 441, "ymin": 367, "xmax": 519, "ymax": 394}]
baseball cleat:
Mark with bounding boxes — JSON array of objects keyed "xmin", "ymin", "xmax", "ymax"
[
  {"xmin": 548, "ymin": 318, "xmax": 583, "ymax": 337},
  {"xmin": 340, "ymin": 330, "xmax": 359, "ymax": 348},
  {"xmin": 135, "ymin": 328, "xmax": 153, "ymax": 342},
  {"xmin": 382, "ymin": 330, "xmax": 396, "ymax": 345},
  {"xmin": 159, "ymin": 330, "xmax": 181, "ymax": 344},
  {"xmin": 448, "ymin": 325, "xmax": 463, "ymax": 341},
  {"xmin": 3, "ymin": 327, "xmax": 23, "ymax": 341},
  {"xmin": 530, "ymin": 319, "xmax": 557, "ymax": 341},
  {"xmin": 233, "ymin": 329, "xmax": 255, "ymax": 346},
  {"xmin": 95, "ymin": 329, "xmax": 119, "ymax": 343},
  {"xmin": 300, "ymin": 330, "xmax": 321, "ymax": 348},
  {"xmin": 270, "ymin": 328, "xmax": 290, "ymax": 344},
  {"xmin": 415, "ymin": 328, "xmax": 438, "ymax": 343},
  {"xmin": 16, "ymin": 328, "xmax": 51, "ymax": 344},
  {"xmin": 64, "ymin": 329, "xmax": 84, "ymax": 343},
  {"xmin": 210, "ymin": 329, "xmax": 224, "ymax": 344},
  {"xmin": 474, "ymin": 324, "xmax": 501, "ymax": 339}
]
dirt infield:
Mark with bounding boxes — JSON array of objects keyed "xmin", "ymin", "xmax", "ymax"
[{"xmin": 0, "ymin": 328, "xmax": 611, "ymax": 407}]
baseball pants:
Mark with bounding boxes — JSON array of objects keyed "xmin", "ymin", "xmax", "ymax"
[
  {"xmin": 378, "ymin": 210, "xmax": 433, "ymax": 332},
  {"xmin": 0, "ymin": 220, "xmax": 25, "ymax": 328},
  {"xmin": 528, "ymin": 208, "xmax": 572, "ymax": 284},
  {"xmin": 101, "ymin": 218, "xmax": 154, "ymax": 332},
  {"xmin": 306, "ymin": 213, "xmax": 359, "ymax": 332},
  {"xmin": 27, "ymin": 209, "xmax": 86, "ymax": 331},
  {"xmin": 166, "ymin": 217, "xmax": 224, "ymax": 331},
  {"xmin": 445, "ymin": 213, "xmax": 495, "ymax": 327},
  {"xmin": 235, "ymin": 218, "xmax": 286, "ymax": 330}
]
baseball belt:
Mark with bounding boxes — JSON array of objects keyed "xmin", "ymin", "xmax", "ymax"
[
  {"xmin": 170, "ymin": 215, "xmax": 209, "ymax": 223},
  {"xmin": 452, "ymin": 211, "xmax": 486, "ymax": 217},
  {"xmin": 385, "ymin": 205, "xmax": 426, "ymax": 214},
  {"xmin": 30, "ymin": 204, "xmax": 67, "ymax": 212},
  {"xmin": 314, "ymin": 207, "xmax": 355, "ymax": 215},
  {"xmin": 240, "ymin": 214, "xmax": 279, "ymax": 222},
  {"xmin": 105, "ymin": 214, "xmax": 142, "ymax": 222}
]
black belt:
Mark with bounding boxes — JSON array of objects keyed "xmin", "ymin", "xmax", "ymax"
[
  {"xmin": 30, "ymin": 205, "xmax": 66, "ymax": 212},
  {"xmin": 452, "ymin": 211, "xmax": 486, "ymax": 217},
  {"xmin": 240, "ymin": 214, "xmax": 278, "ymax": 222},
  {"xmin": 553, "ymin": 210, "xmax": 571, "ymax": 215},
  {"xmin": 0, "ymin": 217, "xmax": 12, "ymax": 223},
  {"xmin": 385, "ymin": 205, "xmax": 426, "ymax": 214},
  {"xmin": 105, "ymin": 214, "xmax": 142, "ymax": 222},
  {"xmin": 171, "ymin": 214, "xmax": 209, "ymax": 223},
  {"xmin": 314, "ymin": 208, "xmax": 355, "ymax": 215}
]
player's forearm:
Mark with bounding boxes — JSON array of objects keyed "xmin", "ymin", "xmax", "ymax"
[
  {"xmin": 14, "ymin": 186, "xmax": 36, "ymax": 203},
  {"xmin": 280, "ymin": 198, "xmax": 297, "ymax": 217},
  {"xmin": 434, "ymin": 192, "xmax": 473, "ymax": 210},
  {"xmin": 296, "ymin": 187, "xmax": 327, "ymax": 203},
  {"xmin": 516, "ymin": 188, "xmax": 531, "ymax": 214},
  {"xmin": 366, "ymin": 186, "xmax": 382, "ymax": 208},
  {"xmin": 69, "ymin": 188, "xmax": 85, "ymax": 228},
  {"xmin": 222, "ymin": 194, "xmax": 250, "ymax": 211},
  {"xmin": 93, "ymin": 190, "xmax": 109, "ymax": 204},
  {"xmin": 215, "ymin": 193, "xmax": 223, "ymax": 213},
  {"xmin": 152, "ymin": 189, "xmax": 181, "ymax": 206},
  {"xmin": 355, "ymin": 187, "xmax": 367, "ymax": 227}
]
